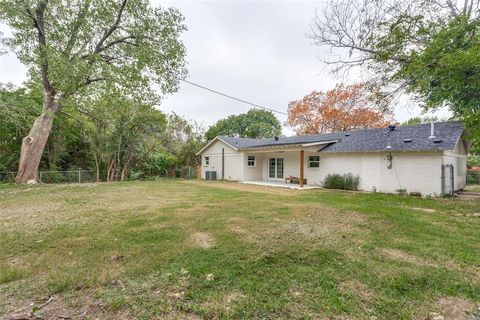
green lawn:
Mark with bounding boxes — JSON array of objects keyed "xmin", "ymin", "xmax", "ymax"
[{"xmin": 1, "ymin": 180, "xmax": 479, "ymax": 319}]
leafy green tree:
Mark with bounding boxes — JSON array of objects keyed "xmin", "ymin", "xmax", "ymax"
[
  {"xmin": 0, "ymin": 84, "xmax": 41, "ymax": 171},
  {"xmin": 132, "ymin": 113, "xmax": 204, "ymax": 179},
  {"xmin": 311, "ymin": 0, "xmax": 479, "ymax": 152},
  {"xmin": 205, "ymin": 109, "xmax": 282, "ymax": 141},
  {"xmin": 0, "ymin": 84, "xmax": 86, "ymax": 172},
  {"xmin": 0, "ymin": 0, "xmax": 187, "ymax": 183},
  {"xmin": 81, "ymin": 88, "xmax": 167, "ymax": 182},
  {"xmin": 161, "ymin": 113, "xmax": 204, "ymax": 167},
  {"xmin": 401, "ymin": 116, "xmax": 449, "ymax": 126}
]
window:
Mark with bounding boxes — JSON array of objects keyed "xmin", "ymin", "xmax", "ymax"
[
  {"xmin": 204, "ymin": 156, "xmax": 209, "ymax": 165},
  {"xmin": 247, "ymin": 156, "xmax": 256, "ymax": 167},
  {"xmin": 308, "ymin": 156, "xmax": 320, "ymax": 168}
]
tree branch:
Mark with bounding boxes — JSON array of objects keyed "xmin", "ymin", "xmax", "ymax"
[
  {"xmin": 93, "ymin": 0, "xmax": 128, "ymax": 54},
  {"xmin": 26, "ymin": 0, "xmax": 55, "ymax": 97}
]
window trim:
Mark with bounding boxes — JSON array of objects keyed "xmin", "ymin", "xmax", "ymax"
[
  {"xmin": 204, "ymin": 156, "xmax": 210, "ymax": 166},
  {"xmin": 247, "ymin": 155, "xmax": 256, "ymax": 167},
  {"xmin": 307, "ymin": 155, "xmax": 320, "ymax": 168}
]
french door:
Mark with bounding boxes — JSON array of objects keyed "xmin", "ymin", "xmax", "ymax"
[{"xmin": 269, "ymin": 158, "xmax": 284, "ymax": 179}]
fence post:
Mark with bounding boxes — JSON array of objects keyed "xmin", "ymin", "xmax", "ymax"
[
  {"xmin": 39, "ymin": 171, "xmax": 42, "ymax": 183},
  {"xmin": 78, "ymin": 169, "xmax": 81, "ymax": 183}
]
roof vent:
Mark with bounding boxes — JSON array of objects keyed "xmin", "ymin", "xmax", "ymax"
[
  {"xmin": 344, "ymin": 133, "xmax": 350, "ymax": 137},
  {"xmin": 274, "ymin": 136, "xmax": 279, "ymax": 141},
  {"xmin": 404, "ymin": 139, "xmax": 412, "ymax": 143},
  {"xmin": 388, "ymin": 124, "xmax": 396, "ymax": 131},
  {"xmin": 386, "ymin": 145, "xmax": 392, "ymax": 149},
  {"xmin": 429, "ymin": 121, "xmax": 436, "ymax": 139},
  {"xmin": 433, "ymin": 138, "xmax": 443, "ymax": 143}
]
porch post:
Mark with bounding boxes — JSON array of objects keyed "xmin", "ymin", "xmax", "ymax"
[{"xmin": 300, "ymin": 150, "xmax": 304, "ymax": 188}]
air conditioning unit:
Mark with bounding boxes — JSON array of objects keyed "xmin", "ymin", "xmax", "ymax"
[{"xmin": 205, "ymin": 171, "xmax": 217, "ymax": 180}]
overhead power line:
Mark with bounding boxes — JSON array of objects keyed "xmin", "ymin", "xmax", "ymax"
[{"xmin": 179, "ymin": 78, "xmax": 288, "ymax": 116}]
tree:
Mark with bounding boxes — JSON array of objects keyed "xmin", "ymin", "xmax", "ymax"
[
  {"xmin": 135, "ymin": 113, "xmax": 205, "ymax": 178},
  {"xmin": 0, "ymin": 84, "xmax": 42, "ymax": 171},
  {"xmin": 401, "ymin": 116, "xmax": 449, "ymax": 126},
  {"xmin": 310, "ymin": 0, "xmax": 479, "ymax": 150},
  {"xmin": 160, "ymin": 113, "xmax": 204, "ymax": 168},
  {"xmin": 205, "ymin": 109, "xmax": 282, "ymax": 141},
  {"xmin": 81, "ymin": 88, "xmax": 167, "ymax": 182},
  {"xmin": 287, "ymin": 83, "xmax": 394, "ymax": 135},
  {"xmin": 0, "ymin": 0, "xmax": 187, "ymax": 183}
]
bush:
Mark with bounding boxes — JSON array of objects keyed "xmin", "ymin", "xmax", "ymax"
[
  {"xmin": 323, "ymin": 173, "xmax": 360, "ymax": 191},
  {"xmin": 467, "ymin": 171, "xmax": 480, "ymax": 185}
]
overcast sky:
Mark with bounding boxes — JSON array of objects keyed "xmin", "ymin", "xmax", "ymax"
[{"xmin": 0, "ymin": 0, "xmax": 451, "ymax": 135}]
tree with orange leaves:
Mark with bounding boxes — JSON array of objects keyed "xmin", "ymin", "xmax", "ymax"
[{"xmin": 287, "ymin": 83, "xmax": 394, "ymax": 135}]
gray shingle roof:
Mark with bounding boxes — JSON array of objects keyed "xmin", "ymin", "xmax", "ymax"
[{"xmin": 218, "ymin": 121, "xmax": 464, "ymax": 153}]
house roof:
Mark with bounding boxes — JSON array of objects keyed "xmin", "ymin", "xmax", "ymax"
[{"xmin": 203, "ymin": 121, "xmax": 466, "ymax": 154}]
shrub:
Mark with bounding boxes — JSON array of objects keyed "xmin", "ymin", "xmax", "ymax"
[
  {"xmin": 323, "ymin": 173, "xmax": 360, "ymax": 190},
  {"xmin": 343, "ymin": 173, "xmax": 360, "ymax": 190}
]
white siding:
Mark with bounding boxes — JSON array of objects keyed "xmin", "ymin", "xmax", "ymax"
[
  {"xmin": 314, "ymin": 152, "xmax": 443, "ymax": 196},
  {"xmin": 243, "ymin": 154, "xmax": 264, "ymax": 181},
  {"xmin": 442, "ymin": 140, "xmax": 467, "ymax": 191},
  {"xmin": 200, "ymin": 140, "xmax": 244, "ymax": 181}
]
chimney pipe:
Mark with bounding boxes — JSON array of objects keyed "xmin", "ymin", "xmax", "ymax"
[{"xmin": 429, "ymin": 121, "xmax": 436, "ymax": 139}]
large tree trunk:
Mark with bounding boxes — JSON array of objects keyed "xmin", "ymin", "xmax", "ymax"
[{"xmin": 15, "ymin": 110, "xmax": 55, "ymax": 183}]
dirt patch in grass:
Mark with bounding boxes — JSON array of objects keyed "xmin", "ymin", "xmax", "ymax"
[
  {"xmin": 0, "ymin": 293, "xmax": 132, "ymax": 320},
  {"xmin": 201, "ymin": 291, "xmax": 246, "ymax": 313},
  {"xmin": 423, "ymin": 297, "xmax": 478, "ymax": 320},
  {"xmin": 285, "ymin": 205, "xmax": 366, "ymax": 239},
  {"xmin": 381, "ymin": 248, "xmax": 437, "ymax": 267},
  {"xmin": 454, "ymin": 212, "xmax": 480, "ymax": 217},
  {"xmin": 189, "ymin": 232, "xmax": 214, "ymax": 249},
  {"xmin": 338, "ymin": 280, "xmax": 375, "ymax": 303},
  {"xmin": 408, "ymin": 207, "xmax": 437, "ymax": 213}
]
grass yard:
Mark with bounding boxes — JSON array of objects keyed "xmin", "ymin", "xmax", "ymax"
[{"xmin": 1, "ymin": 180, "xmax": 479, "ymax": 319}]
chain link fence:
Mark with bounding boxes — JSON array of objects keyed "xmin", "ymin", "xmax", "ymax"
[
  {"xmin": 0, "ymin": 170, "xmax": 96, "ymax": 184},
  {"xmin": 1, "ymin": 166, "xmax": 200, "ymax": 184}
]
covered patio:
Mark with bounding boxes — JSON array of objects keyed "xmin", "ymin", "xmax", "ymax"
[{"xmin": 241, "ymin": 180, "xmax": 321, "ymax": 190}]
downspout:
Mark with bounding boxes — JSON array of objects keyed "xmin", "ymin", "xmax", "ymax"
[
  {"xmin": 222, "ymin": 148, "xmax": 225, "ymax": 180},
  {"xmin": 450, "ymin": 165, "xmax": 454, "ymax": 196},
  {"xmin": 441, "ymin": 164, "xmax": 445, "ymax": 195}
]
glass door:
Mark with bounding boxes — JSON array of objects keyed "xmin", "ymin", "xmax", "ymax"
[
  {"xmin": 276, "ymin": 158, "xmax": 284, "ymax": 179},
  {"xmin": 268, "ymin": 158, "xmax": 284, "ymax": 179}
]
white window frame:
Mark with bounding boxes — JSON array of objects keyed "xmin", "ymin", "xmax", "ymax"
[
  {"xmin": 204, "ymin": 156, "xmax": 210, "ymax": 166},
  {"xmin": 308, "ymin": 156, "xmax": 320, "ymax": 168},
  {"xmin": 247, "ymin": 155, "xmax": 256, "ymax": 167}
]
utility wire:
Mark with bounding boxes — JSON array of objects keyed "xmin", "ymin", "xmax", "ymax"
[{"xmin": 179, "ymin": 78, "xmax": 288, "ymax": 116}]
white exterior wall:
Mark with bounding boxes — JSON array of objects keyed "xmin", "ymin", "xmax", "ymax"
[
  {"xmin": 442, "ymin": 140, "xmax": 467, "ymax": 191},
  {"xmin": 253, "ymin": 151, "xmax": 442, "ymax": 195},
  {"xmin": 200, "ymin": 140, "xmax": 244, "ymax": 181},
  {"xmin": 243, "ymin": 153, "xmax": 264, "ymax": 181},
  {"xmin": 199, "ymin": 139, "xmax": 468, "ymax": 196},
  {"xmin": 314, "ymin": 152, "xmax": 443, "ymax": 196}
]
